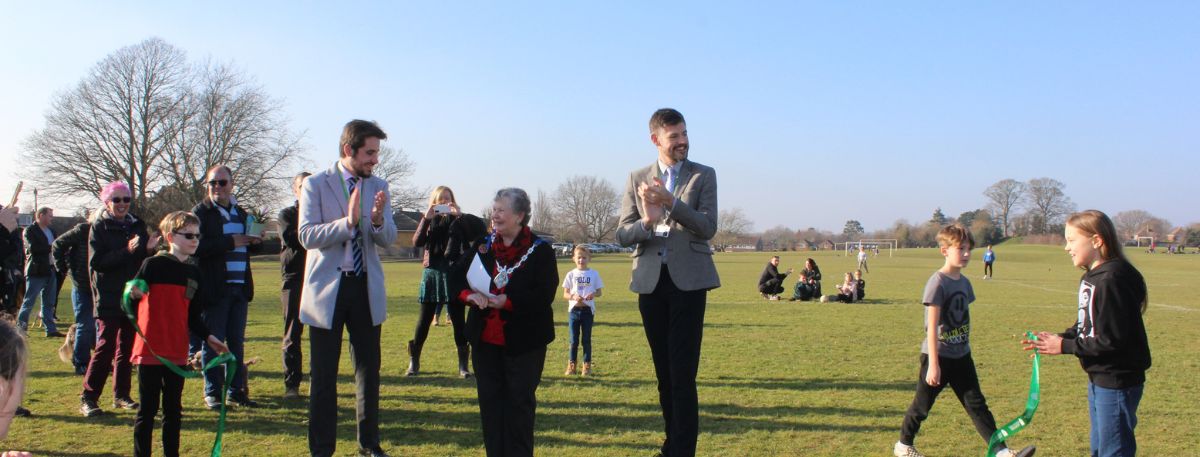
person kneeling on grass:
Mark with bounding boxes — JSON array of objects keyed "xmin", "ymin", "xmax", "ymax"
[
  {"xmin": 127, "ymin": 211, "xmax": 230, "ymax": 457},
  {"xmin": 758, "ymin": 256, "xmax": 791, "ymax": 300}
]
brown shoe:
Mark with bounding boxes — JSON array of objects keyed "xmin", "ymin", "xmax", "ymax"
[
  {"xmin": 564, "ymin": 361, "xmax": 576, "ymax": 376},
  {"xmin": 582, "ymin": 362, "xmax": 592, "ymax": 376}
]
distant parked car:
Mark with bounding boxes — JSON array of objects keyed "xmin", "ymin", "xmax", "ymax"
[{"xmin": 552, "ymin": 242, "xmax": 574, "ymax": 257}]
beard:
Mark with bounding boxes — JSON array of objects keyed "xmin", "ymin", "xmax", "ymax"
[{"xmin": 670, "ymin": 144, "xmax": 689, "ymax": 162}]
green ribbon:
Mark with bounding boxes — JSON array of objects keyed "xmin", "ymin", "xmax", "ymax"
[
  {"xmin": 123, "ymin": 279, "xmax": 238, "ymax": 457},
  {"xmin": 986, "ymin": 331, "xmax": 1041, "ymax": 457}
]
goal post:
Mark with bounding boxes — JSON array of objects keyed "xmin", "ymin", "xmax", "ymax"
[{"xmin": 835, "ymin": 239, "xmax": 898, "ymax": 257}]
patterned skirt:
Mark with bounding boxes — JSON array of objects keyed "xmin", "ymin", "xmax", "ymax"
[{"xmin": 418, "ymin": 267, "xmax": 450, "ymax": 304}]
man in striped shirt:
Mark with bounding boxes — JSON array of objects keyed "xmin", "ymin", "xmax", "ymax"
[{"xmin": 192, "ymin": 165, "xmax": 263, "ymax": 409}]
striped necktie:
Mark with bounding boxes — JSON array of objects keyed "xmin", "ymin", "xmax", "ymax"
[{"xmin": 347, "ymin": 176, "xmax": 364, "ymax": 275}]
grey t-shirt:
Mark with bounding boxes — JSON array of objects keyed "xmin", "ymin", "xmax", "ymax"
[{"xmin": 919, "ymin": 271, "xmax": 974, "ymax": 359}]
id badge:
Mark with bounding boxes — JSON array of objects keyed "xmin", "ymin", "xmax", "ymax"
[{"xmin": 654, "ymin": 223, "xmax": 671, "ymax": 238}]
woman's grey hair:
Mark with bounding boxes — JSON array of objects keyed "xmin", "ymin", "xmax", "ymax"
[{"xmin": 494, "ymin": 187, "xmax": 532, "ymax": 226}]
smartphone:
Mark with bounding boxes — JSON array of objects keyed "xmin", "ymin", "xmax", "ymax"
[{"xmin": 433, "ymin": 204, "xmax": 451, "ymax": 214}]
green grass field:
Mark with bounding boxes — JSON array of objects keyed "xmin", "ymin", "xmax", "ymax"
[{"xmin": 8, "ymin": 245, "xmax": 1199, "ymax": 456}]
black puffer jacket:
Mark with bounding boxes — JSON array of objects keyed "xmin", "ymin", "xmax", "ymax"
[
  {"xmin": 53, "ymin": 222, "xmax": 91, "ymax": 288},
  {"xmin": 89, "ymin": 212, "xmax": 150, "ymax": 318}
]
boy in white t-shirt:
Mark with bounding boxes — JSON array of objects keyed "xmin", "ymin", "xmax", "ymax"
[{"xmin": 562, "ymin": 245, "xmax": 603, "ymax": 376}]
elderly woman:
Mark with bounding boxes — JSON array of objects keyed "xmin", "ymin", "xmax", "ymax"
[
  {"xmin": 452, "ymin": 188, "xmax": 557, "ymax": 457},
  {"xmin": 80, "ymin": 182, "xmax": 159, "ymax": 417},
  {"xmin": 406, "ymin": 185, "xmax": 472, "ymax": 378}
]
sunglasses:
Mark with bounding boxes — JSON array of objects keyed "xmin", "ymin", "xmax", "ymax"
[
  {"xmin": 173, "ymin": 231, "xmax": 202, "ymax": 240},
  {"xmin": 110, "ymin": 197, "xmax": 132, "ymax": 203},
  {"xmin": 207, "ymin": 179, "xmax": 229, "ymax": 187}
]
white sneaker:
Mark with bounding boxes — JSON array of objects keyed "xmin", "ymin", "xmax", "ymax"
[{"xmin": 893, "ymin": 441, "xmax": 925, "ymax": 457}]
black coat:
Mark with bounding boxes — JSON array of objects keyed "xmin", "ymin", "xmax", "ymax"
[
  {"xmin": 23, "ymin": 223, "xmax": 57, "ymax": 277},
  {"xmin": 277, "ymin": 202, "xmax": 306, "ymax": 285},
  {"xmin": 53, "ymin": 222, "xmax": 91, "ymax": 287},
  {"xmin": 89, "ymin": 213, "xmax": 151, "ymax": 317},
  {"xmin": 450, "ymin": 234, "xmax": 557, "ymax": 355},
  {"xmin": 192, "ymin": 199, "xmax": 260, "ymax": 307}
]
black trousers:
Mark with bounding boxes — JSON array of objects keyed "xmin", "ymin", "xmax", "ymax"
[
  {"xmin": 473, "ymin": 343, "xmax": 546, "ymax": 457},
  {"xmin": 308, "ymin": 275, "xmax": 381, "ymax": 457},
  {"xmin": 640, "ymin": 265, "xmax": 707, "ymax": 457},
  {"xmin": 984, "ymin": 262, "xmax": 994, "ymax": 277},
  {"xmin": 758, "ymin": 279, "xmax": 784, "ymax": 295},
  {"xmin": 281, "ymin": 281, "xmax": 305, "ymax": 389},
  {"xmin": 134, "ymin": 364, "xmax": 185, "ymax": 457},
  {"xmin": 412, "ymin": 301, "xmax": 467, "ymax": 350},
  {"xmin": 900, "ymin": 353, "xmax": 1003, "ymax": 447}
]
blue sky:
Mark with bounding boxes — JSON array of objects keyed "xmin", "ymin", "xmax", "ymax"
[{"xmin": 2, "ymin": 1, "xmax": 1197, "ymax": 232}]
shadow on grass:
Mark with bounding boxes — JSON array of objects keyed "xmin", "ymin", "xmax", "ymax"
[
  {"xmin": 594, "ymin": 321, "xmax": 787, "ymax": 328},
  {"xmin": 562, "ymin": 375, "xmax": 911, "ymax": 393}
]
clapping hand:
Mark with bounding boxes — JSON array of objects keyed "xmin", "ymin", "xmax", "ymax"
[
  {"xmin": 127, "ymin": 236, "xmax": 141, "ymax": 253},
  {"xmin": 146, "ymin": 234, "xmax": 162, "ymax": 253},
  {"xmin": 370, "ymin": 190, "xmax": 387, "ymax": 226},
  {"xmin": 637, "ymin": 181, "xmax": 667, "ymax": 225}
]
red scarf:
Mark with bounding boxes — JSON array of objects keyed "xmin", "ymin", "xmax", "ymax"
[
  {"xmin": 492, "ymin": 226, "xmax": 533, "ymax": 266},
  {"xmin": 479, "ymin": 226, "xmax": 533, "ymax": 347}
]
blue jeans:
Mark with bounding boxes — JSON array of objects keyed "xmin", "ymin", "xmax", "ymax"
[
  {"xmin": 17, "ymin": 274, "xmax": 58, "ymax": 334},
  {"xmin": 1089, "ymin": 382, "xmax": 1143, "ymax": 457},
  {"xmin": 71, "ymin": 285, "xmax": 96, "ymax": 370},
  {"xmin": 203, "ymin": 286, "xmax": 249, "ymax": 398},
  {"xmin": 568, "ymin": 307, "xmax": 594, "ymax": 363}
]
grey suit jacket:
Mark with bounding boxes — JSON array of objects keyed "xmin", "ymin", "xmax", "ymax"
[
  {"xmin": 616, "ymin": 159, "xmax": 720, "ymax": 294},
  {"xmin": 298, "ymin": 163, "xmax": 397, "ymax": 329}
]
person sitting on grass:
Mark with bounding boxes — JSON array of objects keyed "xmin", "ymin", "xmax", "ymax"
[
  {"xmin": 757, "ymin": 256, "xmax": 791, "ymax": 300},
  {"xmin": 790, "ymin": 271, "xmax": 815, "ymax": 301},
  {"xmin": 855, "ymin": 269, "xmax": 866, "ymax": 301},
  {"xmin": 820, "ymin": 272, "xmax": 859, "ymax": 303}
]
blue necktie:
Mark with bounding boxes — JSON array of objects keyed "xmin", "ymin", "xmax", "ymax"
[
  {"xmin": 664, "ymin": 167, "xmax": 675, "ymax": 194},
  {"xmin": 347, "ymin": 176, "xmax": 364, "ymax": 275}
]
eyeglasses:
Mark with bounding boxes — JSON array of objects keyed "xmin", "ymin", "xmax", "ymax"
[
  {"xmin": 207, "ymin": 179, "xmax": 229, "ymax": 188},
  {"xmin": 173, "ymin": 232, "xmax": 202, "ymax": 240},
  {"xmin": 110, "ymin": 197, "xmax": 132, "ymax": 203}
]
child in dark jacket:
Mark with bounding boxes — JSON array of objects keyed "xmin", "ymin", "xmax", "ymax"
[
  {"xmin": 1025, "ymin": 210, "xmax": 1150, "ymax": 457},
  {"xmin": 128, "ymin": 211, "xmax": 229, "ymax": 457}
]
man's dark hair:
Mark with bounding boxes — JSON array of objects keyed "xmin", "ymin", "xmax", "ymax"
[
  {"xmin": 340, "ymin": 120, "xmax": 387, "ymax": 157},
  {"xmin": 649, "ymin": 108, "xmax": 686, "ymax": 133}
]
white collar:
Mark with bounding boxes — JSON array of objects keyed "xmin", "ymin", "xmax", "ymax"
[
  {"xmin": 338, "ymin": 161, "xmax": 355, "ymax": 182},
  {"xmin": 657, "ymin": 160, "xmax": 683, "ymax": 176}
]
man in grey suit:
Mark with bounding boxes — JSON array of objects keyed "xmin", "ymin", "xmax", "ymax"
[
  {"xmin": 298, "ymin": 119, "xmax": 397, "ymax": 457},
  {"xmin": 616, "ymin": 108, "xmax": 720, "ymax": 457}
]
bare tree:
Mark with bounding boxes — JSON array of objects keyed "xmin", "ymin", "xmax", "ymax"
[
  {"xmin": 20, "ymin": 38, "xmax": 305, "ymax": 222},
  {"xmin": 1026, "ymin": 177, "xmax": 1075, "ymax": 234},
  {"xmin": 157, "ymin": 60, "xmax": 303, "ymax": 218},
  {"xmin": 551, "ymin": 175, "xmax": 619, "ymax": 243},
  {"xmin": 761, "ymin": 225, "xmax": 796, "ymax": 250},
  {"xmin": 21, "ymin": 37, "xmax": 189, "ymax": 206},
  {"xmin": 983, "ymin": 179, "xmax": 1026, "ymax": 237},
  {"xmin": 1112, "ymin": 210, "xmax": 1169, "ymax": 241},
  {"xmin": 714, "ymin": 207, "xmax": 752, "ymax": 251},
  {"xmin": 530, "ymin": 189, "xmax": 555, "ymax": 234},
  {"xmin": 373, "ymin": 145, "xmax": 425, "ymax": 211}
]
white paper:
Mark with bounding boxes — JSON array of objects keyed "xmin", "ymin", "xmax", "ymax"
[{"xmin": 467, "ymin": 254, "xmax": 497, "ymax": 298}]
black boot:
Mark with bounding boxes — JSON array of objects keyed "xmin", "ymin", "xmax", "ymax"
[
  {"xmin": 456, "ymin": 344, "xmax": 472, "ymax": 379},
  {"xmin": 405, "ymin": 340, "xmax": 421, "ymax": 376}
]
